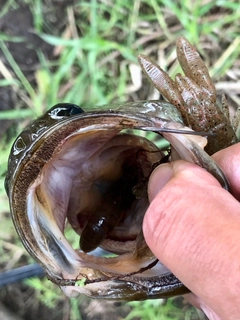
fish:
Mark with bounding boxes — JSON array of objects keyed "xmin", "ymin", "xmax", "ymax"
[{"xmin": 5, "ymin": 37, "xmax": 239, "ymax": 300}]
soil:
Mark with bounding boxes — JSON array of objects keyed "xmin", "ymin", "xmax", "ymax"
[{"xmin": 0, "ymin": 4, "xmax": 43, "ymax": 136}]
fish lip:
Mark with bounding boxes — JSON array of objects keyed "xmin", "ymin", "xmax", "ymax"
[{"xmin": 5, "ymin": 103, "xmax": 184, "ymax": 197}]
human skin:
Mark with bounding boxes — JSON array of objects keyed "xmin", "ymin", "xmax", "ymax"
[{"xmin": 143, "ymin": 143, "xmax": 240, "ymax": 320}]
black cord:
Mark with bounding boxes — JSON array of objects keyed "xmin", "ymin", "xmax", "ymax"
[
  {"xmin": 0, "ymin": 247, "xmax": 112, "ymax": 288},
  {"xmin": 0, "ymin": 264, "xmax": 44, "ymax": 288}
]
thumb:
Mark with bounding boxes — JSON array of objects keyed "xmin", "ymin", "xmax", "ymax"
[{"xmin": 143, "ymin": 160, "xmax": 240, "ymax": 320}]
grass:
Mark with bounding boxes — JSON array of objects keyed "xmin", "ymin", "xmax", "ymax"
[
  {"xmin": 126, "ymin": 299, "xmax": 206, "ymax": 320},
  {"xmin": 0, "ymin": 0, "xmax": 239, "ymax": 319}
]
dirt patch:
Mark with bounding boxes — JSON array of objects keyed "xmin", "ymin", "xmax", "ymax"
[
  {"xmin": 0, "ymin": 4, "xmax": 52, "ymax": 136},
  {"xmin": 0, "ymin": 282, "xmax": 131, "ymax": 320}
]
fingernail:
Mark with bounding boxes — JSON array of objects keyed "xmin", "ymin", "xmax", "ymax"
[
  {"xmin": 200, "ymin": 304, "xmax": 222, "ymax": 320},
  {"xmin": 148, "ymin": 163, "xmax": 174, "ymax": 201}
]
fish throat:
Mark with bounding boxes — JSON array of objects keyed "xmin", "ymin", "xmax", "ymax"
[{"xmin": 79, "ymin": 146, "xmax": 159, "ymax": 253}]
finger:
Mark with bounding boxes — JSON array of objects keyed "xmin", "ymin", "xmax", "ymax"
[
  {"xmin": 144, "ymin": 160, "xmax": 240, "ymax": 320},
  {"xmin": 147, "ymin": 161, "xmax": 221, "ymax": 202},
  {"xmin": 212, "ymin": 142, "xmax": 240, "ymax": 200},
  {"xmin": 184, "ymin": 294, "xmax": 223, "ymax": 320}
]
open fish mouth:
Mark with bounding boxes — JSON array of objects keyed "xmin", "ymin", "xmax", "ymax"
[{"xmin": 5, "ymin": 101, "xmax": 228, "ymax": 300}]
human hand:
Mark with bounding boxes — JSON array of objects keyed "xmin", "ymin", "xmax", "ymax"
[{"xmin": 143, "ymin": 143, "xmax": 240, "ymax": 320}]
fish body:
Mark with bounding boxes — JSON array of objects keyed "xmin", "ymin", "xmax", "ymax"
[{"xmin": 5, "ymin": 38, "xmax": 239, "ymax": 300}]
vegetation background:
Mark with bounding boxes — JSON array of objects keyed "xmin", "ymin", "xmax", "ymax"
[{"xmin": 0, "ymin": 0, "xmax": 239, "ymax": 319}]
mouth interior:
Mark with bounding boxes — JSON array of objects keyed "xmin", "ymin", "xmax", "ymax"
[
  {"xmin": 62, "ymin": 130, "xmax": 165, "ymax": 256},
  {"xmin": 30, "ymin": 128, "xmax": 171, "ymax": 277}
]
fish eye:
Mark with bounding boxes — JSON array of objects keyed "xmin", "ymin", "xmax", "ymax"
[{"xmin": 49, "ymin": 103, "xmax": 85, "ymax": 118}]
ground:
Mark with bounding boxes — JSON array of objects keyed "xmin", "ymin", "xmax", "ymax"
[{"xmin": 0, "ymin": 1, "xmax": 239, "ymax": 319}]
